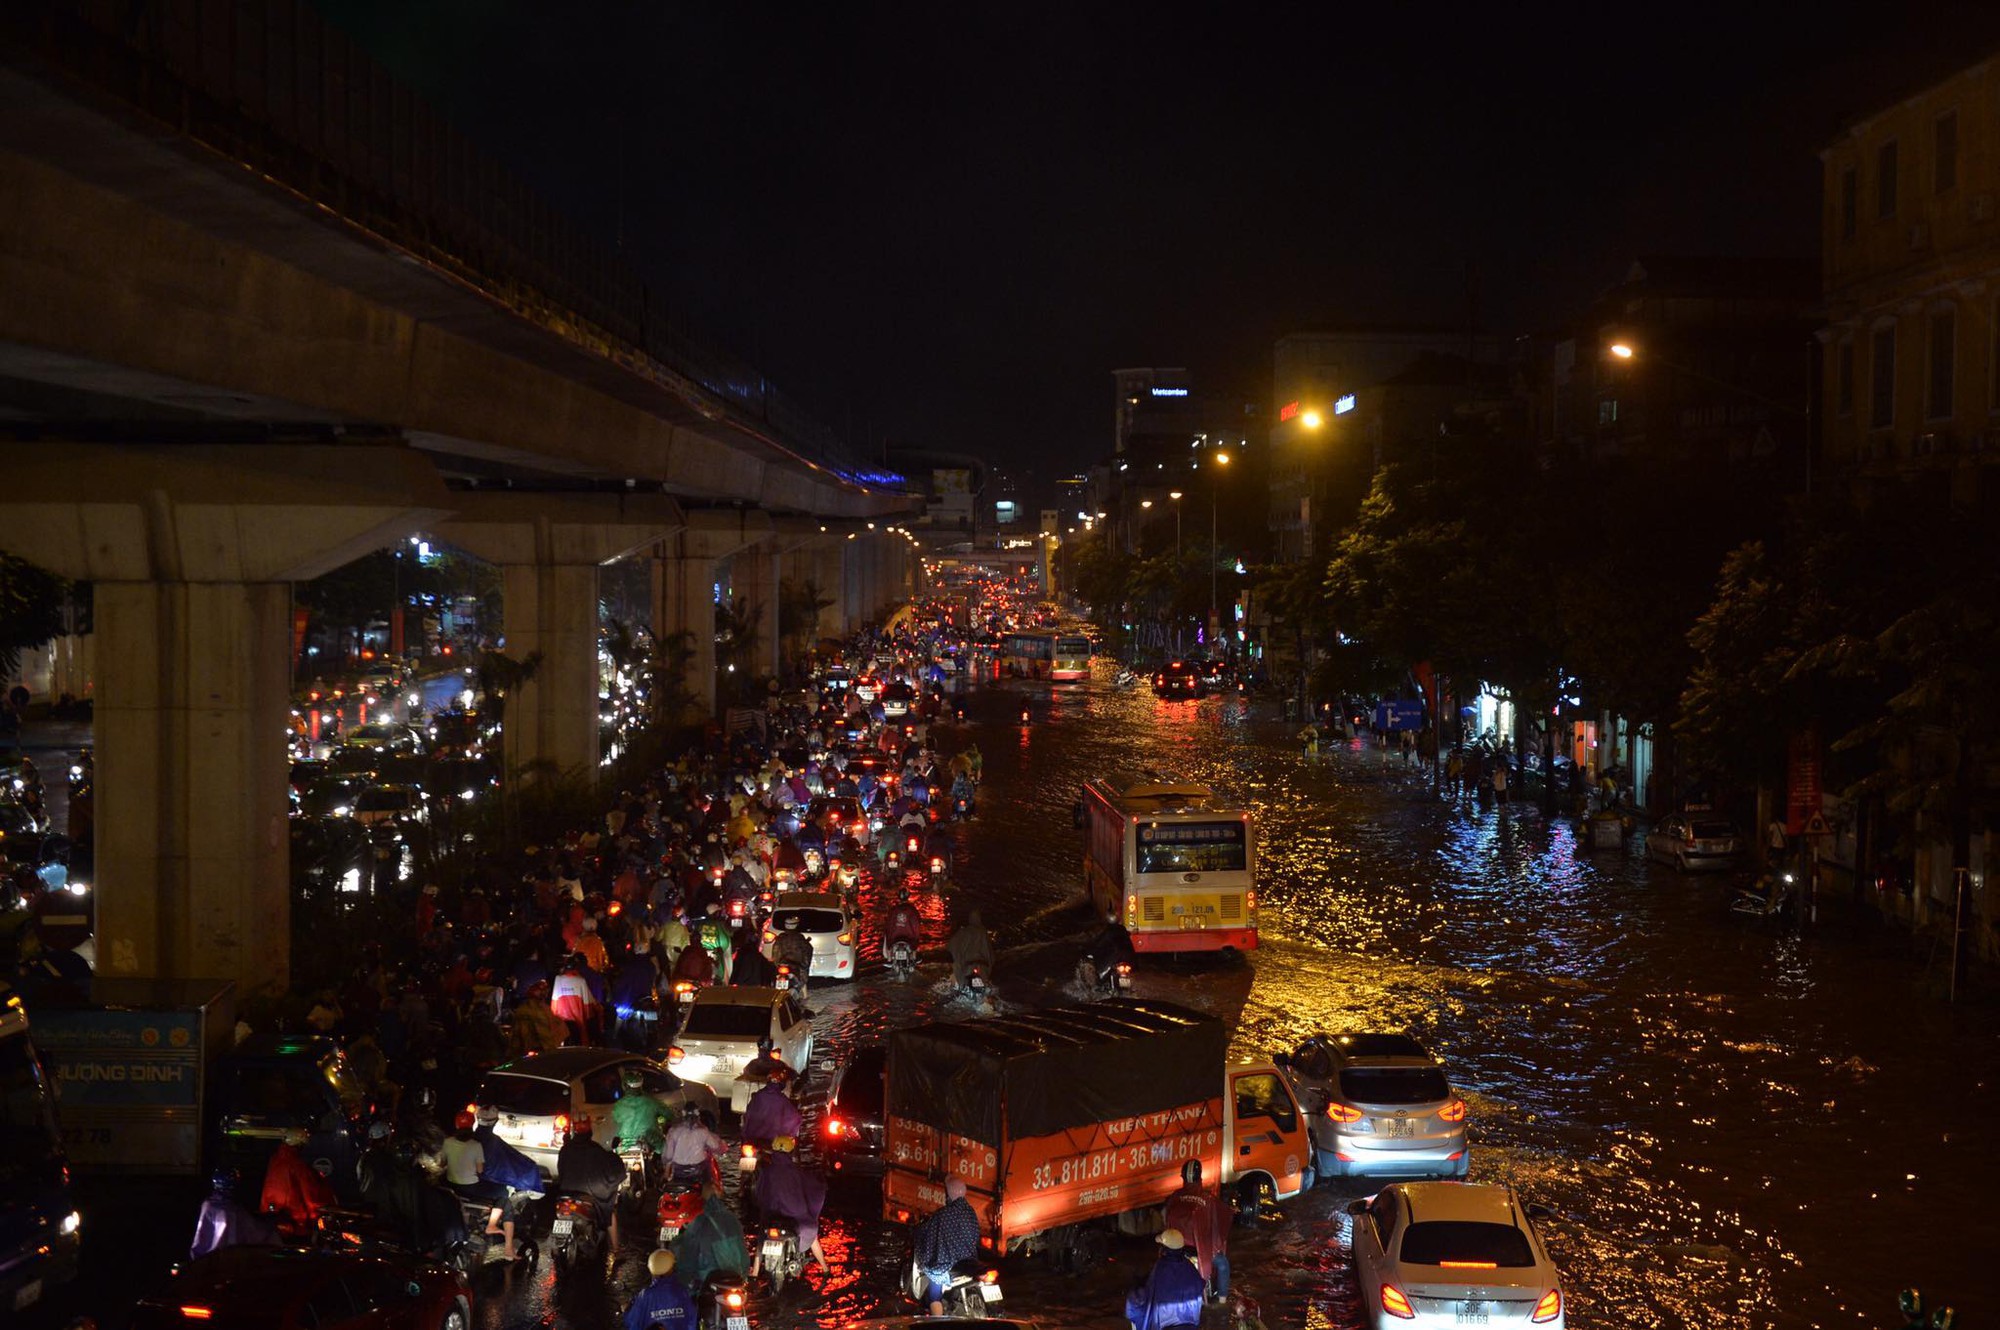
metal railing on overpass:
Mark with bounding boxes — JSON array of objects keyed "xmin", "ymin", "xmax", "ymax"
[{"xmin": 7, "ymin": 0, "xmax": 907, "ymax": 494}]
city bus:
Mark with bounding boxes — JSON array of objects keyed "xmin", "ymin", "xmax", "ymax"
[
  {"xmin": 1001, "ymin": 630, "xmax": 1091, "ymax": 680},
  {"xmin": 1079, "ymin": 774, "xmax": 1258, "ymax": 954}
]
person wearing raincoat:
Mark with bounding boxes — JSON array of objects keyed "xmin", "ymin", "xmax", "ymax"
[
  {"xmin": 748, "ymin": 1136, "xmax": 829, "ymax": 1274},
  {"xmin": 1125, "ymin": 1229, "xmax": 1208, "ymax": 1330},
  {"xmin": 671, "ymin": 1181, "xmax": 748, "ymax": 1286}
]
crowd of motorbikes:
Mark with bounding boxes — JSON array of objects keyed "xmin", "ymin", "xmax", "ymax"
[{"xmin": 172, "ymin": 626, "xmax": 1020, "ymax": 1329}]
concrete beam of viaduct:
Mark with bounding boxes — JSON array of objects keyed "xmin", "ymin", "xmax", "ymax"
[
  {"xmin": 435, "ymin": 493, "xmax": 683, "ymax": 780},
  {"xmin": 0, "ymin": 442, "xmax": 453, "ymax": 999}
]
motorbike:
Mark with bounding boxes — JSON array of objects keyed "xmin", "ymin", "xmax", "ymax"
[
  {"xmin": 617, "ymin": 1137, "xmax": 659, "ymax": 1202},
  {"xmin": 548, "ymin": 1192, "xmax": 606, "ymax": 1274},
  {"xmin": 883, "ymin": 845, "xmax": 904, "ymax": 871},
  {"xmin": 758, "ymin": 1219, "xmax": 804, "ymax": 1293},
  {"xmin": 698, "ymin": 1270, "xmax": 752, "ymax": 1330},
  {"xmin": 928, "ymin": 852, "xmax": 949, "ymax": 880},
  {"xmin": 905, "ymin": 1255, "xmax": 1004, "ymax": 1318},
  {"xmin": 885, "ymin": 938, "xmax": 918, "ymax": 983},
  {"xmin": 1075, "ymin": 957, "xmax": 1133, "ymax": 997},
  {"xmin": 802, "ymin": 847, "xmax": 826, "ymax": 879},
  {"xmin": 952, "ymin": 793, "xmax": 974, "ymax": 819},
  {"xmin": 1731, "ymin": 871, "xmax": 1796, "ymax": 920},
  {"xmin": 450, "ymin": 1194, "xmax": 517, "ymax": 1269},
  {"xmin": 737, "ymin": 1140, "xmax": 759, "ymax": 1174},
  {"xmin": 961, "ymin": 962, "xmax": 992, "ymax": 1003},
  {"xmin": 656, "ymin": 1175, "xmax": 706, "ymax": 1245},
  {"xmin": 772, "ymin": 962, "xmax": 798, "ymax": 995}
]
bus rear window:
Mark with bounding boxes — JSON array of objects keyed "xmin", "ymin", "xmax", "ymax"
[{"xmin": 1137, "ymin": 821, "xmax": 1247, "ymax": 874}]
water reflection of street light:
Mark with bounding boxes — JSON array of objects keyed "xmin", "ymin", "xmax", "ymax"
[
  {"xmin": 1207, "ymin": 452, "xmax": 1230, "ymax": 645},
  {"xmin": 1169, "ymin": 491, "xmax": 1183, "ymax": 559}
]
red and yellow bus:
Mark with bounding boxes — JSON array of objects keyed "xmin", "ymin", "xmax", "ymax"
[{"xmin": 1080, "ymin": 774, "xmax": 1258, "ymax": 954}]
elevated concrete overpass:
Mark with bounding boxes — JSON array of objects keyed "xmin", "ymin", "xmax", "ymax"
[{"xmin": 0, "ymin": 1, "xmax": 920, "ymax": 994}]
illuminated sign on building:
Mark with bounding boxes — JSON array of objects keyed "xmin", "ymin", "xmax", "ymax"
[
  {"xmin": 1278, "ymin": 401, "xmax": 1300, "ymax": 422},
  {"xmin": 1334, "ymin": 394, "xmax": 1356, "ymax": 415},
  {"xmin": 1149, "ymin": 387, "xmax": 1188, "ymax": 397}
]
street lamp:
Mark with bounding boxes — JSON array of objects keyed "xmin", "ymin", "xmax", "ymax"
[
  {"xmin": 1300, "ymin": 408, "xmax": 1324, "ymax": 429},
  {"xmin": 1208, "ymin": 452, "xmax": 1230, "ymax": 646},
  {"xmin": 1608, "ymin": 342, "xmax": 1634, "ymax": 360}
]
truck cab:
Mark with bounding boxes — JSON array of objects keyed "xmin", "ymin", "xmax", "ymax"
[
  {"xmin": 209, "ymin": 1034, "xmax": 373, "ymax": 1200},
  {"xmin": 0, "ymin": 982, "xmax": 82, "ymax": 1318},
  {"xmin": 1222, "ymin": 1060, "xmax": 1314, "ymax": 1207}
]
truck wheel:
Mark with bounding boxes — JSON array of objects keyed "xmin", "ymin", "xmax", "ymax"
[{"xmin": 1236, "ymin": 1175, "xmax": 1267, "ymax": 1218}]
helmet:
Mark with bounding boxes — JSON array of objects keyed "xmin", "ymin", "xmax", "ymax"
[
  {"xmin": 1180, "ymin": 1159, "xmax": 1203, "ymax": 1188},
  {"xmin": 454, "ymin": 1110, "xmax": 476, "ymax": 1132},
  {"xmin": 209, "ymin": 1166, "xmax": 241, "ymax": 1197},
  {"xmin": 476, "ymin": 1104, "xmax": 500, "ymax": 1126},
  {"xmin": 648, "ymin": 1249, "xmax": 677, "ymax": 1278},
  {"xmin": 622, "ymin": 1067, "xmax": 645, "ymax": 1092}
]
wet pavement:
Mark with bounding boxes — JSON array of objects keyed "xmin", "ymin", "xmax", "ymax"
[{"xmin": 41, "ymin": 664, "xmax": 2000, "ymax": 1329}]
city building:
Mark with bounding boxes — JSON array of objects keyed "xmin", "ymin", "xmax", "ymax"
[
  {"xmin": 1820, "ymin": 53, "xmax": 2000, "ymax": 511},
  {"xmin": 1112, "ymin": 367, "xmax": 1196, "ymax": 453}
]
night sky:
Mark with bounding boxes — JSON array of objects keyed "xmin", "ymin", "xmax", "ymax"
[{"xmin": 318, "ymin": 2, "xmax": 2000, "ymax": 481}]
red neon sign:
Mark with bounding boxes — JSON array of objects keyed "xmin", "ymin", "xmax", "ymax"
[{"xmin": 1278, "ymin": 400, "xmax": 1300, "ymax": 422}]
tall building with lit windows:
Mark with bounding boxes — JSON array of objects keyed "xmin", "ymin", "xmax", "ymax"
[{"xmin": 1820, "ymin": 53, "xmax": 2000, "ymax": 510}]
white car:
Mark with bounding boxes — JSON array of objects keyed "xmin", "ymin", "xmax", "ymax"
[
  {"xmin": 474, "ymin": 1048, "xmax": 719, "ymax": 1177},
  {"xmin": 670, "ymin": 988, "xmax": 814, "ymax": 1114},
  {"xmin": 1351, "ymin": 1182, "xmax": 1564, "ymax": 1329},
  {"xmin": 760, "ymin": 892, "xmax": 858, "ymax": 981}
]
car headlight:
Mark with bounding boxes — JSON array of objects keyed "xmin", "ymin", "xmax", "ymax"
[
  {"xmin": 332, "ymin": 806, "xmax": 351, "ymax": 818},
  {"xmin": 66, "ymin": 880, "xmax": 90, "ymax": 897},
  {"xmin": 459, "ymin": 788, "xmax": 477, "ymax": 801},
  {"xmin": 60, "ymin": 1210, "xmax": 80, "ymax": 1235}
]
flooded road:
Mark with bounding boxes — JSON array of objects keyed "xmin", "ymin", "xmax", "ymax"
[{"xmin": 471, "ymin": 668, "xmax": 1999, "ymax": 1330}]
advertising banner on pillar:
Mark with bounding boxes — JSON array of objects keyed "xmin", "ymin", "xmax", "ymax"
[
  {"xmin": 1785, "ymin": 729, "xmax": 1822, "ymax": 836},
  {"xmin": 292, "ymin": 606, "xmax": 310, "ymax": 665}
]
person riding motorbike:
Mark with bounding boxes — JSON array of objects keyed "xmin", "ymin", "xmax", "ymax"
[
  {"xmin": 189, "ymin": 1167, "xmax": 277, "ymax": 1259},
  {"xmin": 1082, "ymin": 919, "xmax": 1137, "ymax": 988},
  {"xmin": 1162, "ymin": 1158, "xmax": 1229, "ymax": 1299},
  {"xmin": 748, "ymin": 1136, "xmax": 830, "ymax": 1276},
  {"xmin": 881, "ymin": 890, "xmax": 924, "ymax": 958},
  {"xmin": 728, "ymin": 933, "xmax": 777, "ymax": 988},
  {"xmin": 472, "ymin": 1106, "xmax": 537, "ymax": 1261},
  {"xmin": 661, "ymin": 1107, "xmax": 726, "ymax": 1187},
  {"xmin": 912, "ymin": 1176, "xmax": 983, "ymax": 1315},
  {"xmin": 671, "ymin": 1180, "xmax": 748, "ymax": 1287},
  {"xmin": 610, "ymin": 947, "xmax": 660, "ymax": 1051},
  {"xmin": 767, "ymin": 924, "xmax": 814, "ymax": 990},
  {"xmin": 556, "ymin": 1114, "xmax": 627, "ymax": 1251},
  {"xmin": 610, "ymin": 1066, "xmax": 673, "ymax": 1158},
  {"xmin": 439, "ymin": 1110, "xmax": 511, "ymax": 1257},
  {"xmin": 550, "ymin": 953, "xmax": 601, "ymax": 1045},
  {"xmin": 946, "ymin": 908, "xmax": 996, "ymax": 990},
  {"xmin": 625, "ymin": 1248, "xmax": 698, "ymax": 1330},
  {"xmin": 740, "ymin": 1068, "xmax": 803, "ymax": 1151},
  {"xmin": 259, "ymin": 1138, "xmax": 337, "ymax": 1238},
  {"xmin": 1125, "ymin": 1228, "xmax": 1208, "ymax": 1330}
]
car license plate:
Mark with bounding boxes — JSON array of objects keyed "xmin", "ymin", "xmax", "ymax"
[
  {"xmin": 1380, "ymin": 1118, "xmax": 1415, "ymax": 1137},
  {"xmin": 13, "ymin": 1280, "xmax": 43, "ymax": 1311},
  {"xmin": 552, "ymin": 1218, "xmax": 574, "ymax": 1236},
  {"xmin": 978, "ymin": 1283, "xmax": 1003, "ymax": 1303},
  {"xmin": 726, "ymin": 1318, "xmax": 749, "ymax": 1330},
  {"xmin": 1458, "ymin": 1302, "xmax": 1489, "ymax": 1324}
]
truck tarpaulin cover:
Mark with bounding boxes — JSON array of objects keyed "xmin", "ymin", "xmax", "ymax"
[{"xmin": 887, "ymin": 999, "xmax": 1226, "ymax": 1143}]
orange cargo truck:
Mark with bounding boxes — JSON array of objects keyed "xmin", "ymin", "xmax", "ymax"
[{"xmin": 883, "ymin": 999, "xmax": 1313, "ymax": 1257}]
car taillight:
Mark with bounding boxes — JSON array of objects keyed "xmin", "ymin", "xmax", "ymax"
[
  {"xmin": 824, "ymin": 1116, "xmax": 846, "ymax": 1136},
  {"xmin": 763, "ymin": 930, "xmax": 776, "ymax": 944},
  {"xmin": 1381, "ymin": 1283, "xmax": 1417, "ymax": 1319},
  {"xmin": 667, "ymin": 1047, "xmax": 685, "ymax": 1063},
  {"xmin": 837, "ymin": 932, "xmax": 853, "ymax": 945},
  {"xmin": 1440, "ymin": 1260, "xmax": 1496, "ymax": 1269},
  {"xmin": 1533, "ymin": 1289, "xmax": 1563, "ymax": 1323},
  {"xmin": 180, "ymin": 1309, "xmax": 215, "ymax": 1320},
  {"xmin": 1439, "ymin": 1098, "xmax": 1467, "ymax": 1122},
  {"xmin": 1328, "ymin": 1103, "xmax": 1364, "ymax": 1123}
]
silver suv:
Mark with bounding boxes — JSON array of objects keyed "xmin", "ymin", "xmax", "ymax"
[{"xmin": 1281, "ymin": 1033, "xmax": 1468, "ymax": 1180}]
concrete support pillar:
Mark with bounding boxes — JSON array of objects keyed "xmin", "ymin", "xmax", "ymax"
[
  {"xmin": 648, "ymin": 511, "xmax": 771, "ymax": 717},
  {"xmin": 94, "ymin": 580, "xmax": 292, "ymax": 987},
  {"xmin": 727, "ymin": 543, "xmax": 783, "ymax": 681},
  {"xmin": 652, "ymin": 547, "xmax": 718, "ymax": 717},
  {"xmin": 0, "ymin": 443, "xmax": 453, "ymax": 994},
  {"xmin": 439, "ymin": 494, "xmax": 682, "ymax": 777}
]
